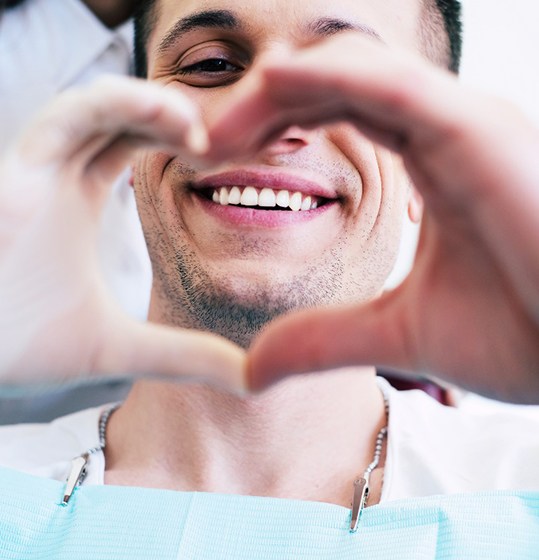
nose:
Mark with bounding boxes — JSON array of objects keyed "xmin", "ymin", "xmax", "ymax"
[{"xmin": 261, "ymin": 125, "xmax": 317, "ymax": 158}]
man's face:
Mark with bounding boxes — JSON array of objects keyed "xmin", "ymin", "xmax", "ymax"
[{"xmin": 135, "ymin": 0, "xmax": 423, "ymax": 346}]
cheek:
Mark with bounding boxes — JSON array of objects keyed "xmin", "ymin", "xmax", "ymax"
[
  {"xmin": 329, "ymin": 123, "xmax": 407, "ymax": 193},
  {"xmin": 328, "ymin": 124, "xmax": 409, "ymax": 225},
  {"xmin": 329, "ymin": 126, "xmax": 410, "ymax": 284},
  {"xmin": 375, "ymin": 152, "xmax": 411, "ymax": 242},
  {"xmin": 327, "ymin": 122, "xmax": 366, "ymax": 148},
  {"xmin": 133, "ymin": 152, "xmax": 171, "ymax": 224},
  {"xmin": 327, "ymin": 124, "xmax": 387, "ymax": 202},
  {"xmin": 134, "ymin": 152, "xmax": 168, "ymax": 194}
]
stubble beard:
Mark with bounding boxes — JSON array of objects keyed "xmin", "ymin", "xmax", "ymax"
[
  {"xmin": 144, "ymin": 160, "xmax": 398, "ymax": 348},
  {"xmin": 152, "ymin": 241, "xmax": 351, "ymax": 349}
]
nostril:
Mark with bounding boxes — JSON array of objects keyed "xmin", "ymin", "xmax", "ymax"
[{"xmin": 263, "ymin": 137, "xmax": 308, "ymax": 157}]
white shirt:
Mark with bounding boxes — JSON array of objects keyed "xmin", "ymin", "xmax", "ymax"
[
  {"xmin": 0, "ymin": 0, "xmax": 132, "ymax": 148},
  {"xmin": 1, "ymin": 382, "xmax": 538, "ymax": 501},
  {"xmin": 0, "ymin": 0, "xmax": 152, "ymax": 320}
]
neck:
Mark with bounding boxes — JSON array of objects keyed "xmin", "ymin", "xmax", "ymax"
[
  {"xmin": 105, "ymin": 368, "xmax": 386, "ymax": 507},
  {"xmin": 81, "ymin": 0, "xmax": 134, "ymax": 28}
]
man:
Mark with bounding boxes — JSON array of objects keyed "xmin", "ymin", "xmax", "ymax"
[{"xmin": 1, "ymin": 0, "xmax": 539, "ymax": 556}]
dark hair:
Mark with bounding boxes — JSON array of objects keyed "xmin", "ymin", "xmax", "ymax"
[
  {"xmin": 134, "ymin": 0, "xmax": 462, "ymax": 78},
  {"xmin": 434, "ymin": 0, "xmax": 462, "ymax": 73},
  {"xmin": 0, "ymin": 0, "xmax": 27, "ymax": 17},
  {"xmin": 1, "ymin": 0, "xmax": 27, "ymax": 6},
  {"xmin": 134, "ymin": 1, "xmax": 158, "ymax": 79}
]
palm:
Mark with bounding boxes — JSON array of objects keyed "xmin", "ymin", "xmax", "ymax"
[
  {"xmin": 0, "ymin": 77, "xmax": 245, "ymax": 388},
  {"xmin": 0, "ymin": 155, "xmax": 114, "ymax": 379},
  {"xmin": 391, "ymin": 207, "xmax": 537, "ymax": 399},
  {"xmin": 395, "ymin": 107, "xmax": 539, "ymax": 398}
]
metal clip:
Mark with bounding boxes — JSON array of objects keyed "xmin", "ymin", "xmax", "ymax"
[
  {"xmin": 62, "ymin": 453, "xmax": 89, "ymax": 505},
  {"xmin": 349, "ymin": 477, "xmax": 369, "ymax": 533}
]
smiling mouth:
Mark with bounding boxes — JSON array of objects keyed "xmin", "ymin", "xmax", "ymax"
[{"xmin": 196, "ymin": 186, "xmax": 330, "ymax": 212}]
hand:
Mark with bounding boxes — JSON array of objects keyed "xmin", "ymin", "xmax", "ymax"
[
  {"xmin": 208, "ymin": 34, "xmax": 539, "ymax": 402},
  {"xmin": 0, "ymin": 76, "xmax": 245, "ymax": 389}
]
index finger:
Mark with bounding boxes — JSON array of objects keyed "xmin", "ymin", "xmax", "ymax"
[
  {"xmin": 14, "ymin": 75, "xmax": 209, "ymax": 169},
  {"xmin": 207, "ymin": 33, "xmax": 468, "ymax": 159}
]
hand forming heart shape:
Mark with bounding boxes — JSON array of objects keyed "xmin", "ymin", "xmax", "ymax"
[{"xmin": 1, "ymin": 35, "xmax": 539, "ymax": 402}]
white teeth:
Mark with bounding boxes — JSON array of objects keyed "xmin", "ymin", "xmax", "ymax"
[
  {"xmin": 276, "ymin": 190, "xmax": 290, "ymax": 208},
  {"xmin": 258, "ymin": 188, "xmax": 276, "ymax": 207},
  {"xmin": 228, "ymin": 186, "xmax": 241, "ymax": 205},
  {"xmin": 289, "ymin": 192, "xmax": 302, "ymax": 212},
  {"xmin": 219, "ymin": 187, "xmax": 229, "ymax": 205},
  {"xmin": 210, "ymin": 186, "xmax": 321, "ymax": 211},
  {"xmin": 240, "ymin": 186, "xmax": 258, "ymax": 206}
]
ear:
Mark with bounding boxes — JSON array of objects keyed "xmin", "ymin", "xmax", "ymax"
[{"xmin": 407, "ymin": 187, "xmax": 423, "ymax": 223}]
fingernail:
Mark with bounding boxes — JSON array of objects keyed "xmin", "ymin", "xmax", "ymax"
[{"xmin": 186, "ymin": 122, "xmax": 209, "ymax": 154}]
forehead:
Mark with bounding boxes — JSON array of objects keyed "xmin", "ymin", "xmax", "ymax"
[{"xmin": 148, "ymin": 0, "xmax": 423, "ymax": 57}]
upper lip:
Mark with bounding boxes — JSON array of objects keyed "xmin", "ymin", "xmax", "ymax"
[{"xmin": 192, "ymin": 169, "xmax": 339, "ymax": 199}]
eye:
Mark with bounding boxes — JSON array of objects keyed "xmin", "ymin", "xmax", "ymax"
[
  {"xmin": 177, "ymin": 57, "xmax": 243, "ymax": 86},
  {"xmin": 175, "ymin": 43, "xmax": 246, "ymax": 87}
]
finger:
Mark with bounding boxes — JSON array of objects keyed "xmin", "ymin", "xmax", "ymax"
[
  {"xmin": 247, "ymin": 294, "xmax": 410, "ymax": 391},
  {"xmin": 209, "ymin": 33, "xmax": 539, "ymax": 314},
  {"xmin": 208, "ymin": 33, "xmax": 463, "ymax": 161},
  {"xmin": 15, "ymin": 75, "xmax": 208, "ymax": 171},
  {"xmin": 96, "ymin": 316, "xmax": 247, "ymax": 393}
]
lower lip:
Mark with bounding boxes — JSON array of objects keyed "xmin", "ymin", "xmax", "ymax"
[{"xmin": 194, "ymin": 193, "xmax": 336, "ymax": 228}]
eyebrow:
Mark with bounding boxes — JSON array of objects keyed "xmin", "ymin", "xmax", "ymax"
[
  {"xmin": 309, "ymin": 17, "xmax": 383, "ymax": 42},
  {"xmin": 157, "ymin": 10, "xmax": 240, "ymax": 55},
  {"xmin": 156, "ymin": 10, "xmax": 383, "ymax": 57}
]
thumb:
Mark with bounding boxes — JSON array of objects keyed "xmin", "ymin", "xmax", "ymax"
[
  {"xmin": 248, "ymin": 294, "xmax": 410, "ymax": 391},
  {"xmin": 96, "ymin": 317, "xmax": 247, "ymax": 393}
]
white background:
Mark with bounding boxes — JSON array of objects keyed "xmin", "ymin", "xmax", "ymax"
[{"xmin": 461, "ymin": 0, "xmax": 539, "ymax": 125}]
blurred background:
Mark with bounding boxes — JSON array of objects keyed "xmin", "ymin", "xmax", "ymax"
[{"xmin": 461, "ymin": 0, "xmax": 539, "ymax": 126}]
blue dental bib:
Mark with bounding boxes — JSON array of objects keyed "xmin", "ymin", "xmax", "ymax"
[{"xmin": 0, "ymin": 466, "xmax": 538, "ymax": 559}]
